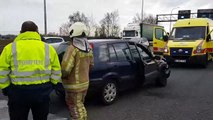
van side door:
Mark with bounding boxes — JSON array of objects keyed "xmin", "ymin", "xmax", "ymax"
[
  {"xmin": 153, "ymin": 27, "xmax": 168, "ymax": 55},
  {"xmin": 206, "ymin": 27, "xmax": 213, "ymax": 59}
]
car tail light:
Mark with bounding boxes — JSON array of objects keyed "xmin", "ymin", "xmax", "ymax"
[{"xmin": 89, "ymin": 43, "xmax": 94, "ymax": 49}]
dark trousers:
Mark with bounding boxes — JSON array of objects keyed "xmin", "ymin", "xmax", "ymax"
[{"xmin": 7, "ymin": 82, "xmax": 53, "ymax": 120}]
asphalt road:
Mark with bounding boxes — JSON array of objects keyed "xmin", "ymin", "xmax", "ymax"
[{"xmin": 1, "ymin": 62, "xmax": 213, "ymax": 120}]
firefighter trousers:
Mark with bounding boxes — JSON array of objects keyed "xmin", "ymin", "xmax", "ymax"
[{"xmin": 65, "ymin": 90, "xmax": 87, "ymax": 120}]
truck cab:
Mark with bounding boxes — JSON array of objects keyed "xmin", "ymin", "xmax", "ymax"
[
  {"xmin": 153, "ymin": 18, "xmax": 213, "ymax": 67},
  {"xmin": 122, "ymin": 23, "xmax": 140, "ymax": 40}
]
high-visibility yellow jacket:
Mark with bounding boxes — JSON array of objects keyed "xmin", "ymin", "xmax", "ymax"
[
  {"xmin": 61, "ymin": 43, "xmax": 94, "ymax": 92},
  {"xmin": 0, "ymin": 32, "xmax": 61, "ymax": 89}
]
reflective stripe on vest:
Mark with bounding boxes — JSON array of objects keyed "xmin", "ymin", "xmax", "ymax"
[
  {"xmin": 11, "ymin": 70, "xmax": 61, "ymax": 77},
  {"xmin": 0, "ymin": 70, "xmax": 10, "ymax": 75},
  {"xmin": 0, "ymin": 77, "xmax": 10, "ymax": 83},
  {"xmin": 63, "ymin": 81, "xmax": 89, "ymax": 90},
  {"xmin": 11, "ymin": 75, "xmax": 50, "ymax": 82},
  {"xmin": 11, "ymin": 42, "xmax": 50, "ymax": 83},
  {"xmin": 51, "ymin": 74, "xmax": 61, "ymax": 80}
]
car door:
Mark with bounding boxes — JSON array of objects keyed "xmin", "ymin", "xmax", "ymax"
[
  {"xmin": 136, "ymin": 44, "xmax": 158, "ymax": 81},
  {"xmin": 128, "ymin": 42, "xmax": 145, "ymax": 83},
  {"xmin": 109, "ymin": 42, "xmax": 137, "ymax": 90}
]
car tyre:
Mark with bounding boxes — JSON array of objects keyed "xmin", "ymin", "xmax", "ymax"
[
  {"xmin": 156, "ymin": 63, "xmax": 170, "ymax": 87},
  {"xmin": 101, "ymin": 80, "xmax": 118, "ymax": 105}
]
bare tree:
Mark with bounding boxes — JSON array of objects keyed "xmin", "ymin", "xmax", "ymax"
[
  {"xmin": 99, "ymin": 10, "xmax": 120, "ymax": 37},
  {"xmin": 59, "ymin": 11, "xmax": 91, "ymax": 36},
  {"xmin": 143, "ymin": 14, "xmax": 156, "ymax": 24},
  {"xmin": 68, "ymin": 11, "xmax": 89, "ymax": 27},
  {"xmin": 59, "ymin": 22, "xmax": 71, "ymax": 36},
  {"xmin": 132, "ymin": 13, "xmax": 156, "ymax": 24},
  {"xmin": 132, "ymin": 13, "xmax": 141, "ymax": 23},
  {"xmin": 111, "ymin": 10, "xmax": 120, "ymax": 36}
]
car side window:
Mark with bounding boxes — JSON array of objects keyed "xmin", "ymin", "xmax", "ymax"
[
  {"xmin": 129, "ymin": 44, "xmax": 140, "ymax": 61},
  {"xmin": 113, "ymin": 43, "xmax": 132, "ymax": 61},
  {"xmin": 98, "ymin": 44, "xmax": 109, "ymax": 62},
  {"xmin": 137, "ymin": 46, "xmax": 152, "ymax": 63},
  {"xmin": 109, "ymin": 45, "xmax": 117, "ymax": 61}
]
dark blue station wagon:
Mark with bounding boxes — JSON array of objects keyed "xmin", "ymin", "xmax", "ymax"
[{"xmin": 56, "ymin": 39, "xmax": 170, "ymax": 105}]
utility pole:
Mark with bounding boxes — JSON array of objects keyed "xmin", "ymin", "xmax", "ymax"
[
  {"xmin": 169, "ymin": 7, "xmax": 179, "ymax": 32},
  {"xmin": 44, "ymin": 0, "xmax": 47, "ymax": 35},
  {"xmin": 141, "ymin": 0, "xmax": 144, "ymax": 23},
  {"xmin": 140, "ymin": 0, "xmax": 144, "ymax": 38}
]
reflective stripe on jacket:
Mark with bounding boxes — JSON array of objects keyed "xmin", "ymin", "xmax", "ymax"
[
  {"xmin": 0, "ymin": 32, "xmax": 61, "ymax": 89},
  {"xmin": 61, "ymin": 43, "xmax": 94, "ymax": 92}
]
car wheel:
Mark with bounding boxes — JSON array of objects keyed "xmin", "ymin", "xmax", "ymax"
[
  {"xmin": 156, "ymin": 63, "xmax": 170, "ymax": 87},
  {"xmin": 101, "ymin": 80, "xmax": 118, "ymax": 105},
  {"xmin": 156, "ymin": 75, "xmax": 167, "ymax": 87}
]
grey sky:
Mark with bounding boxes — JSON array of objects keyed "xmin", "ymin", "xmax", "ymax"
[{"xmin": 0, "ymin": 0, "xmax": 212, "ymax": 35}]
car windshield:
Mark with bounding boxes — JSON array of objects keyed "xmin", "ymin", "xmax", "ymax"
[
  {"xmin": 123, "ymin": 30, "xmax": 136, "ymax": 37},
  {"xmin": 169, "ymin": 27, "xmax": 206, "ymax": 40}
]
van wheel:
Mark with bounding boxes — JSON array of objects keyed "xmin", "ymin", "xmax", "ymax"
[
  {"xmin": 101, "ymin": 80, "xmax": 118, "ymax": 105},
  {"xmin": 201, "ymin": 54, "xmax": 208, "ymax": 68}
]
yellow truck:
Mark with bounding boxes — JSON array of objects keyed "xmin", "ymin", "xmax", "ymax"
[{"xmin": 153, "ymin": 18, "xmax": 213, "ymax": 67}]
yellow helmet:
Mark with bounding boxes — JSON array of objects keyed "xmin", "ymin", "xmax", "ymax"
[{"xmin": 69, "ymin": 22, "xmax": 88, "ymax": 38}]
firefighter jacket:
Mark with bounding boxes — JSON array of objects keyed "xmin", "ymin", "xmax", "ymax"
[
  {"xmin": 0, "ymin": 32, "xmax": 61, "ymax": 89},
  {"xmin": 61, "ymin": 40, "xmax": 94, "ymax": 92}
]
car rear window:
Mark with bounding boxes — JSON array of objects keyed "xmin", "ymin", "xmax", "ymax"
[{"xmin": 98, "ymin": 45, "xmax": 109, "ymax": 62}]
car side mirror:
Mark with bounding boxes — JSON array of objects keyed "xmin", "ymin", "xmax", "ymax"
[
  {"xmin": 206, "ymin": 34, "xmax": 210, "ymax": 42},
  {"xmin": 163, "ymin": 35, "xmax": 169, "ymax": 42}
]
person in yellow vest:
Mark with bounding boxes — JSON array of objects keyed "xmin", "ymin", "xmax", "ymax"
[
  {"xmin": 61, "ymin": 22, "xmax": 94, "ymax": 120},
  {"xmin": 0, "ymin": 21, "xmax": 61, "ymax": 120}
]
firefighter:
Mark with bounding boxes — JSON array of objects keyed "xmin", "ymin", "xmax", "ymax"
[
  {"xmin": 0, "ymin": 21, "xmax": 61, "ymax": 120},
  {"xmin": 61, "ymin": 22, "xmax": 94, "ymax": 120}
]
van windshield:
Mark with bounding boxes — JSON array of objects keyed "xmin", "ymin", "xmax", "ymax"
[
  {"xmin": 169, "ymin": 27, "xmax": 206, "ymax": 40},
  {"xmin": 123, "ymin": 30, "xmax": 137, "ymax": 37}
]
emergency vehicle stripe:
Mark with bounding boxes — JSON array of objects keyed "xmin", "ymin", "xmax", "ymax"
[
  {"xmin": 0, "ymin": 71, "xmax": 10, "ymax": 75},
  {"xmin": 11, "ymin": 75, "xmax": 50, "ymax": 82},
  {"xmin": 45, "ymin": 44, "xmax": 50, "ymax": 69},
  {"xmin": 207, "ymin": 48, "xmax": 213, "ymax": 53},
  {"xmin": 63, "ymin": 81, "xmax": 89, "ymax": 90},
  {"xmin": 0, "ymin": 77, "xmax": 9, "ymax": 83},
  {"xmin": 12, "ymin": 42, "xmax": 18, "ymax": 71}
]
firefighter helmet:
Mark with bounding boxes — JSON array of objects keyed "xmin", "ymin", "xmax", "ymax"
[{"xmin": 69, "ymin": 22, "xmax": 88, "ymax": 38}]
